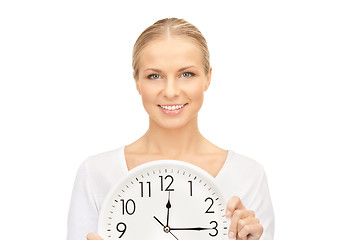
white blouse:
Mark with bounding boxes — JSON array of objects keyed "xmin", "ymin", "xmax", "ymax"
[{"xmin": 67, "ymin": 145, "xmax": 275, "ymax": 240}]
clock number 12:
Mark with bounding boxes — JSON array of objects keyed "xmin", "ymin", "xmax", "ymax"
[{"xmin": 159, "ymin": 175, "xmax": 174, "ymax": 191}]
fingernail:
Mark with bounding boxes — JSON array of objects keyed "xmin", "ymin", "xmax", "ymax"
[
  {"xmin": 228, "ymin": 231, "xmax": 235, "ymax": 239},
  {"xmin": 226, "ymin": 210, "xmax": 232, "ymax": 218}
]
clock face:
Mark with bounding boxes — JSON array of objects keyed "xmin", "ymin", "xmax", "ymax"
[{"xmin": 98, "ymin": 160, "xmax": 230, "ymax": 240}]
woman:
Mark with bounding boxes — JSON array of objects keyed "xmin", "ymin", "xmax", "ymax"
[{"xmin": 67, "ymin": 18, "xmax": 274, "ymax": 240}]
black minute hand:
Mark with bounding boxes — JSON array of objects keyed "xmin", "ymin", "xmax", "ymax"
[{"xmin": 170, "ymin": 227, "xmax": 214, "ymax": 231}]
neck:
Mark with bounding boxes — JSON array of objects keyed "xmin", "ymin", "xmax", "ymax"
[{"xmin": 142, "ymin": 116, "xmax": 206, "ymax": 159}]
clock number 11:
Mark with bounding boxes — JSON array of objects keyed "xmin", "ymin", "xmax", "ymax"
[{"xmin": 139, "ymin": 181, "xmax": 151, "ymax": 197}]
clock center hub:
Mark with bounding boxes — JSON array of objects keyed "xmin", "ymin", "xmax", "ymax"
[{"xmin": 163, "ymin": 226, "xmax": 170, "ymax": 233}]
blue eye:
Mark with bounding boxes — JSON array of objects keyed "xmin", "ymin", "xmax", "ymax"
[{"xmin": 147, "ymin": 74, "xmax": 161, "ymax": 80}]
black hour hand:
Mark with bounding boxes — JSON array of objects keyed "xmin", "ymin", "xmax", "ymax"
[{"xmin": 166, "ymin": 191, "xmax": 172, "ymax": 227}]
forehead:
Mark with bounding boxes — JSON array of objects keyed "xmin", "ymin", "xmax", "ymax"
[{"xmin": 138, "ymin": 37, "xmax": 204, "ymax": 71}]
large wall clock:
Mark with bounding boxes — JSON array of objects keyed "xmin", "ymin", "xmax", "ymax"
[{"xmin": 98, "ymin": 160, "xmax": 230, "ymax": 239}]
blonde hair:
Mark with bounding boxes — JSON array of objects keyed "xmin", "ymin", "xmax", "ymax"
[{"xmin": 132, "ymin": 17, "xmax": 210, "ymax": 81}]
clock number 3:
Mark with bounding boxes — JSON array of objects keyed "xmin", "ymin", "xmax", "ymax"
[
  {"xmin": 209, "ymin": 220, "xmax": 218, "ymax": 237},
  {"xmin": 159, "ymin": 175, "xmax": 174, "ymax": 191}
]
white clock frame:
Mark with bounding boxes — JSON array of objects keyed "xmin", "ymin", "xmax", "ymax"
[{"xmin": 98, "ymin": 159, "xmax": 230, "ymax": 240}]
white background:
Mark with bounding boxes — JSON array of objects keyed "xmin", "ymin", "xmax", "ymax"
[{"xmin": 0, "ymin": 0, "xmax": 338, "ymax": 239}]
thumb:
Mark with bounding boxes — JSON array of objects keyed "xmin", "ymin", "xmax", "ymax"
[{"xmin": 86, "ymin": 233, "xmax": 104, "ymax": 240}]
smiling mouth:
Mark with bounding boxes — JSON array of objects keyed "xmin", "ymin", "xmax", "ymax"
[{"xmin": 157, "ymin": 103, "xmax": 188, "ymax": 110}]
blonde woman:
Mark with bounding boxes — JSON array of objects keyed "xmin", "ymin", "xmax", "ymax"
[{"xmin": 67, "ymin": 18, "xmax": 275, "ymax": 240}]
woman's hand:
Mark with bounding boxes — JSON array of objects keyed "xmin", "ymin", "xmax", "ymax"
[
  {"xmin": 226, "ymin": 196, "xmax": 263, "ymax": 240},
  {"xmin": 86, "ymin": 233, "xmax": 103, "ymax": 240}
]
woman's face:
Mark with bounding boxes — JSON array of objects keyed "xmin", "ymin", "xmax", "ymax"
[{"xmin": 135, "ymin": 37, "xmax": 212, "ymax": 129}]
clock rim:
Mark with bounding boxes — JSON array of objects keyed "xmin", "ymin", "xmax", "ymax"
[{"xmin": 98, "ymin": 159, "xmax": 228, "ymax": 238}]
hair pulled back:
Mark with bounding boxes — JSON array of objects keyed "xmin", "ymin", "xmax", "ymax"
[{"xmin": 132, "ymin": 18, "xmax": 210, "ymax": 81}]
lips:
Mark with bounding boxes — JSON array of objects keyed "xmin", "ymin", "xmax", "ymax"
[
  {"xmin": 158, "ymin": 103, "xmax": 188, "ymax": 110},
  {"xmin": 158, "ymin": 103, "xmax": 188, "ymax": 115},
  {"xmin": 158, "ymin": 103, "xmax": 187, "ymax": 106}
]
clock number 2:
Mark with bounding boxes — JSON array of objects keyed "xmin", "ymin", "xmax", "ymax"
[
  {"xmin": 159, "ymin": 175, "xmax": 174, "ymax": 191},
  {"xmin": 116, "ymin": 222, "xmax": 126, "ymax": 238},
  {"xmin": 120, "ymin": 199, "xmax": 136, "ymax": 215},
  {"xmin": 205, "ymin": 197, "xmax": 215, "ymax": 213}
]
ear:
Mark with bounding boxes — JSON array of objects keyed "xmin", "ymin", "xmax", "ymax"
[
  {"xmin": 204, "ymin": 66, "xmax": 212, "ymax": 91},
  {"xmin": 135, "ymin": 80, "xmax": 141, "ymax": 95}
]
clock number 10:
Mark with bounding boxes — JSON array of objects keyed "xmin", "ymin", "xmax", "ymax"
[{"xmin": 120, "ymin": 199, "xmax": 136, "ymax": 215}]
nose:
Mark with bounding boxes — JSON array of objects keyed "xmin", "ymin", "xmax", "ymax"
[{"xmin": 162, "ymin": 77, "xmax": 180, "ymax": 98}]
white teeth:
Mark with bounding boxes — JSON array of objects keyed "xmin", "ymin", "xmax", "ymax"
[{"xmin": 160, "ymin": 104, "xmax": 185, "ymax": 110}]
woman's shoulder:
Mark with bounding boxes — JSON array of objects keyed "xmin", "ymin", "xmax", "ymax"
[
  {"xmin": 222, "ymin": 149, "xmax": 266, "ymax": 184},
  {"xmin": 80, "ymin": 145, "xmax": 125, "ymax": 174},
  {"xmin": 228, "ymin": 150, "xmax": 265, "ymax": 173},
  {"xmin": 217, "ymin": 150, "xmax": 268, "ymax": 202}
]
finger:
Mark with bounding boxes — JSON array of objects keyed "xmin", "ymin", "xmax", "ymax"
[
  {"xmin": 228, "ymin": 209, "xmax": 255, "ymax": 239},
  {"xmin": 226, "ymin": 196, "xmax": 245, "ymax": 218},
  {"xmin": 86, "ymin": 233, "xmax": 104, "ymax": 240},
  {"xmin": 238, "ymin": 223, "xmax": 264, "ymax": 240},
  {"xmin": 238, "ymin": 215, "xmax": 258, "ymax": 233}
]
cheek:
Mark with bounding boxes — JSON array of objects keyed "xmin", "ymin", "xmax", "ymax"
[
  {"xmin": 139, "ymin": 84, "xmax": 159, "ymax": 107},
  {"xmin": 187, "ymin": 84, "xmax": 205, "ymax": 103}
]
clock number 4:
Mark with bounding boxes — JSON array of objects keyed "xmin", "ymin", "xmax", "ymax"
[
  {"xmin": 139, "ymin": 181, "xmax": 151, "ymax": 197},
  {"xmin": 120, "ymin": 199, "xmax": 136, "ymax": 215},
  {"xmin": 159, "ymin": 175, "xmax": 174, "ymax": 191}
]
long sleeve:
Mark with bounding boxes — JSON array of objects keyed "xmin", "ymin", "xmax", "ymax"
[
  {"xmin": 244, "ymin": 167, "xmax": 275, "ymax": 240},
  {"xmin": 67, "ymin": 159, "xmax": 99, "ymax": 240}
]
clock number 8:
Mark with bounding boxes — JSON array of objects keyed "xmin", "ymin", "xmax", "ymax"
[
  {"xmin": 120, "ymin": 199, "xmax": 136, "ymax": 215},
  {"xmin": 116, "ymin": 222, "xmax": 126, "ymax": 238},
  {"xmin": 159, "ymin": 175, "xmax": 174, "ymax": 191}
]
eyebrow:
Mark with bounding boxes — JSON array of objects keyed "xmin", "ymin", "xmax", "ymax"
[{"xmin": 144, "ymin": 65, "xmax": 196, "ymax": 73}]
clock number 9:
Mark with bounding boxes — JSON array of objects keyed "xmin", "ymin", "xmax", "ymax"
[
  {"xmin": 120, "ymin": 199, "xmax": 136, "ymax": 215},
  {"xmin": 209, "ymin": 220, "xmax": 218, "ymax": 237},
  {"xmin": 116, "ymin": 222, "xmax": 126, "ymax": 238},
  {"xmin": 159, "ymin": 175, "xmax": 174, "ymax": 191}
]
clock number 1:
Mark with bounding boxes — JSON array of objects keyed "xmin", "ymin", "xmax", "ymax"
[
  {"xmin": 159, "ymin": 175, "xmax": 174, "ymax": 191},
  {"xmin": 188, "ymin": 180, "xmax": 193, "ymax": 196},
  {"xmin": 139, "ymin": 181, "xmax": 151, "ymax": 197}
]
